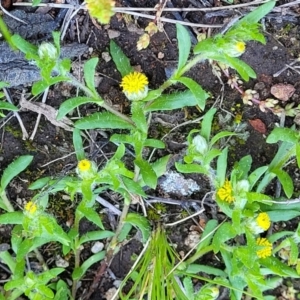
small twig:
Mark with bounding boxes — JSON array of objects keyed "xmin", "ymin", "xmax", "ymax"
[
  {"xmin": 96, "ymin": 195, "xmax": 121, "ymax": 216},
  {"xmin": 0, "ymin": 2, "xmax": 27, "ymax": 24},
  {"xmin": 30, "ymin": 87, "xmax": 49, "ymax": 140},
  {"xmin": 273, "ymin": 57, "xmax": 300, "ymax": 77},
  {"xmin": 3, "ymin": 88, "xmax": 29, "ymax": 140}
]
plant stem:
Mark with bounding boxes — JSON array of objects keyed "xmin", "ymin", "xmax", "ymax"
[
  {"xmin": 71, "ymin": 214, "xmax": 81, "ymax": 299},
  {"xmin": 69, "ymin": 77, "xmax": 135, "ymax": 126}
]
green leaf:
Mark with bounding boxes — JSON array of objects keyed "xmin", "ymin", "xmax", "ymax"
[
  {"xmin": 266, "ymin": 127, "xmax": 298, "ymax": 144},
  {"xmin": 0, "ymin": 212, "xmax": 23, "ymax": 225},
  {"xmin": 272, "ymin": 168, "xmax": 294, "ymax": 198},
  {"xmin": 143, "ymin": 139, "xmax": 165, "ymax": 149},
  {"xmin": 125, "ymin": 213, "xmax": 151, "ymax": 243},
  {"xmin": 186, "ymin": 264, "xmax": 227, "ymax": 277},
  {"xmin": 201, "ymin": 108, "xmax": 216, "ymax": 141},
  {"xmin": 222, "ymin": 55, "xmax": 256, "ymax": 81},
  {"xmin": 110, "ymin": 40, "xmax": 133, "ymax": 77},
  {"xmin": 134, "ymin": 158, "xmax": 157, "ymax": 189},
  {"xmin": 0, "ymin": 82, "xmax": 9, "ymax": 89},
  {"xmin": 1, "ymin": 155, "xmax": 33, "ymax": 190},
  {"xmin": 73, "ymin": 128, "xmax": 85, "ymax": 161},
  {"xmin": 177, "ymin": 77, "xmax": 207, "ymax": 110},
  {"xmin": 216, "ymin": 147, "xmax": 228, "ymax": 185},
  {"xmin": 0, "ymin": 101, "xmax": 18, "ymax": 111},
  {"xmin": 260, "ymin": 256, "xmax": 299, "ymax": 278},
  {"xmin": 237, "ymin": 0, "xmax": 276, "ymax": 25},
  {"xmin": 57, "ymin": 96, "xmax": 103, "ymax": 120},
  {"xmin": 248, "ymin": 166, "xmax": 268, "ymax": 190},
  {"xmin": 176, "ymin": 23, "xmax": 191, "ymax": 73},
  {"xmin": 77, "ymin": 204, "xmax": 104, "ymax": 229},
  {"xmin": 145, "ymin": 90, "xmax": 200, "ymax": 112},
  {"xmin": 79, "ymin": 230, "xmax": 114, "ymax": 245},
  {"xmin": 212, "ymin": 222, "xmax": 237, "ymax": 253},
  {"xmin": 11, "ymin": 34, "xmax": 38, "ymax": 56},
  {"xmin": 267, "ymin": 210, "xmax": 300, "ymax": 222},
  {"xmin": 131, "ymin": 102, "xmax": 147, "ymax": 133},
  {"xmin": 75, "ymin": 112, "xmax": 134, "ymax": 130},
  {"xmin": 84, "ymin": 58, "xmax": 99, "ymax": 96},
  {"xmin": 210, "ymin": 131, "xmax": 236, "ymax": 147},
  {"xmin": 72, "ymin": 251, "xmax": 106, "ymax": 280},
  {"xmin": 175, "ymin": 162, "xmax": 208, "ymax": 175},
  {"xmin": 297, "ymin": 143, "xmax": 300, "ymax": 169},
  {"xmin": 141, "ymin": 89, "xmax": 162, "ymax": 102}
]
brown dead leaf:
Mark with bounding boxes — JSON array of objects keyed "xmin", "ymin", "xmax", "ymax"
[
  {"xmin": 270, "ymin": 83, "xmax": 295, "ymax": 101},
  {"xmin": 249, "ymin": 119, "xmax": 267, "ymax": 134}
]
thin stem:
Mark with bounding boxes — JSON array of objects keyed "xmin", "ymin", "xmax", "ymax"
[
  {"xmin": 69, "ymin": 76, "xmax": 135, "ymax": 126},
  {"xmin": 71, "ymin": 214, "xmax": 82, "ymax": 299}
]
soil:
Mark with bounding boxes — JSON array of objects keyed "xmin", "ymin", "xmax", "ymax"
[{"xmin": 0, "ymin": 0, "xmax": 300, "ymax": 299}]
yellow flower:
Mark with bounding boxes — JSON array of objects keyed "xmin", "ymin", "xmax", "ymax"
[
  {"xmin": 256, "ymin": 212, "xmax": 271, "ymax": 231},
  {"xmin": 86, "ymin": 0, "xmax": 115, "ymax": 24},
  {"xmin": 235, "ymin": 41, "xmax": 246, "ymax": 53},
  {"xmin": 24, "ymin": 201, "xmax": 37, "ymax": 214},
  {"xmin": 216, "ymin": 179, "xmax": 234, "ymax": 203},
  {"xmin": 120, "ymin": 72, "xmax": 149, "ymax": 101},
  {"xmin": 78, "ymin": 159, "xmax": 92, "ymax": 172},
  {"xmin": 256, "ymin": 237, "xmax": 272, "ymax": 259}
]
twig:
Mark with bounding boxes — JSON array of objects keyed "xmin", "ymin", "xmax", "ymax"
[
  {"xmin": 3, "ymin": 88, "xmax": 29, "ymax": 140},
  {"xmin": 30, "ymin": 87, "xmax": 49, "ymax": 140}
]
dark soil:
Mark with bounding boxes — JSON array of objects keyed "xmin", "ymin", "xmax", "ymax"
[{"xmin": 1, "ymin": 0, "xmax": 300, "ymax": 299}]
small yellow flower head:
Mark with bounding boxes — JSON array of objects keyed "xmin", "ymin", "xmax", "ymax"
[
  {"xmin": 77, "ymin": 159, "xmax": 97, "ymax": 179},
  {"xmin": 256, "ymin": 212, "xmax": 271, "ymax": 231},
  {"xmin": 224, "ymin": 40, "xmax": 246, "ymax": 57},
  {"xmin": 247, "ymin": 212, "xmax": 271, "ymax": 234},
  {"xmin": 256, "ymin": 237, "xmax": 272, "ymax": 259},
  {"xmin": 120, "ymin": 72, "xmax": 149, "ymax": 101},
  {"xmin": 86, "ymin": 0, "xmax": 115, "ymax": 24},
  {"xmin": 78, "ymin": 159, "xmax": 92, "ymax": 172},
  {"xmin": 235, "ymin": 41, "xmax": 246, "ymax": 53},
  {"xmin": 216, "ymin": 179, "xmax": 234, "ymax": 203},
  {"xmin": 24, "ymin": 201, "xmax": 37, "ymax": 214}
]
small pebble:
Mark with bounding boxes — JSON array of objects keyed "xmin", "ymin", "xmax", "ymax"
[{"xmin": 91, "ymin": 241, "xmax": 104, "ymax": 253}]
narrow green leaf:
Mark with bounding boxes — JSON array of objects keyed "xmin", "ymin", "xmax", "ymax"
[
  {"xmin": 237, "ymin": 1, "xmax": 276, "ymax": 25},
  {"xmin": 296, "ymin": 143, "xmax": 300, "ymax": 169},
  {"xmin": 11, "ymin": 34, "xmax": 38, "ymax": 56},
  {"xmin": 143, "ymin": 139, "xmax": 165, "ymax": 149},
  {"xmin": 134, "ymin": 158, "xmax": 157, "ymax": 189},
  {"xmin": 216, "ymin": 147, "xmax": 228, "ymax": 185},
  {"xmin": 267, "ymin": 209, "xmax": 300, "ymax": 222},
  {"xmin": 84, "ymin": 58, "xmax": 99, "ymax": 96},
  {"xmin": 1, "ymin": 156, "xmax": 33, "ymax": 190},
  {"xmin": 177, "ymin": 77, "xmax": 208, "ymax": 110},
  {"xmin": 175, "ymin": 162, "xmax": 208, "ymax": 175},
  {"xmin": 210, "ymin": 131, "xmax": 236, "ymax": 146},
  {"xmin": 0, "ymin": 212, "xmax": 23, "ymax": 225},
  {"xmin": 78, "ymin": 205, "xmax": 104, "ymax": 229},
  {"xmin": 176, "ymin": 24, "xmax": 191, "ymax": 73},
  {"xmin": 201, "ymin": 108, "xmax": 216, "ymax": 141},
  {"xmin": 145, "ymin": 90, "xmax": 199, "ymax": 112},
  {"xmin": 248, "ymin": 166, "xmax": 268, "ymax": 190},
  {"xmin": 75, "ymin": 112, "xmax": 134, "ymax": 130},
  {"xmin": 0, "ymin": 101, "xmax": 18, "ymax": 111},
  {"xmin": 72, "ymin": 251, "xmax": 106, "ymax": 280},
  {"xmin": 212, "ymin": 222, "xmax": 237, "ymax": 253},
  {"xmin": 272, "ymin": 168, "xmax": 294, "ymax": 198},
  {"xmin": 57, "ymin": 96, "xmax": 102, "ymax": 120},
  {"xmin": 125, "ymin": 213, "xmax": 151, "ymax": 243},
  {"xmin": 73, "ymin": 128, "xmax": 85, "ymax": 161},
  {"xmin": 79, "ymin": 230, "xmax": 114, "ymax": 245},
  {"xmin": 110, "ymin": 40, "xmax": 133, "ymax": 77}
]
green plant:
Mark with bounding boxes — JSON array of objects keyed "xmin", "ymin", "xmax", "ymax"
[{"xmin": 3, "ymin": 1, "xmax": 297, "ymax": 299}]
